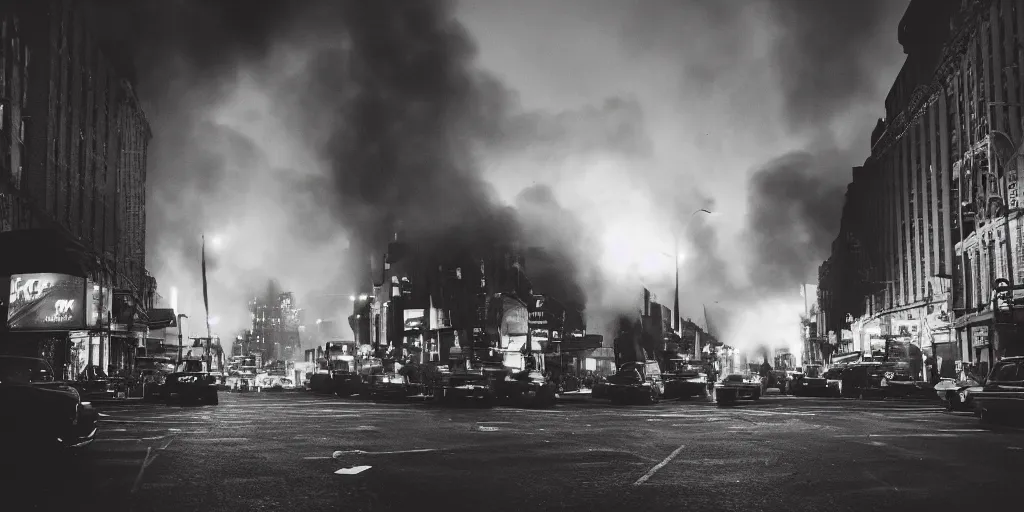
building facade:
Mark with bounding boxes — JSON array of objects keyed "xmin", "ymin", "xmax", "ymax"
[
  {"xmin": 247, "ymin": 291, "xmax": 303, "ymax": 363},
  {"xmin": 0, "ymin": 0, "xmax": 154, "ymax": 379},
  {"xmin": 819, "ymin": 0, "xmax": 1024, "ymax": 381}
]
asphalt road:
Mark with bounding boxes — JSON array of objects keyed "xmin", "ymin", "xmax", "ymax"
[{"xmin": 3, "ymin": 391, "xmax": 1022, "ymax": 512}]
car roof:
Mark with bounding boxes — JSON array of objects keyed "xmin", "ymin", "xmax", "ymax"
[{"xmin": 0, "ymin": 355, "xmax": 46, "ymax": 362}]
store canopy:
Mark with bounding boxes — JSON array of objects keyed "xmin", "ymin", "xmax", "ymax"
[
  {"xmin": 0, "ymin": 229, "xmax": 96, "ymax": 277},
  {"xmin": 146, "ymin": 308, "xmax": 178, "ymax": 330}
]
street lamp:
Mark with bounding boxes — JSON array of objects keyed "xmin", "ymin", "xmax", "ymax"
[
  {"xmin": 176, "ymin": 314, "xmax": 189, "ymax": 362},
  {"xmin": 673, "ymin": 208, "xmax": 714, "ymax": 332}
]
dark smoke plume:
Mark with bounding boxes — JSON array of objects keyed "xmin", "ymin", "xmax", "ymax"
[
  {"xmin": 767, "ymin": 0, "xmax": 908, "ymax": 130},
  {"xmin": 88, "ymin": 0, "xmax": 631, "ymax": 341},
  {"xmin": 744, "ymin": 152, "xmax": 846, "ymax": 296}
]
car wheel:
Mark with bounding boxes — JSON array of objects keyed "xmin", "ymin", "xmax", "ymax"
[
  {"xmin": 945, "ymin": 391, "xmax": 958, "ymax": 411},
  {"xmin": 752, "ymin": 389, "xmax": 761, "ymax": 401},
  {"xmin": 207, "ymin": 389, "xmax": 219, "ymax": 406}
]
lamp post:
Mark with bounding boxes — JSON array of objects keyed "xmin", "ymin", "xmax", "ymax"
[
  {"xmin": 672, "ymin": 208, "xmax": 714, "ymax": 333},
  {"xmin": 176, "ymin": 314, "xmax": 188, "ymax": 362}
]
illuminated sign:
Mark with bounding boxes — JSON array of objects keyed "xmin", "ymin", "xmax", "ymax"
[
  {"xmin": 404, "ymin": 309, "xmax": 426, "ymax": 331},
  {"xmin": 8, "ymin": 273, "xmax": 87, "ymax": 330}
]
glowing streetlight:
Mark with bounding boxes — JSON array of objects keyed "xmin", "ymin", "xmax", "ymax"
[
  {"xmin": 349, "ymin": 295, "xmax": 356, "ymax": 302},
  {"xmin": 359, "ymin": 294, "xmax": 369, "ymax": 301}
]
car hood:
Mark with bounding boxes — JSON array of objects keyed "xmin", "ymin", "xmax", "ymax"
[{"xmin": 0, "ymin": 382, "xmax": 81, "ymax": 413}]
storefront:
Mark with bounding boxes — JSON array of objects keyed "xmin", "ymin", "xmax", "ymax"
[{"xmin": 3, "ymin": 271, "xmax": 111, "ymax": 379}]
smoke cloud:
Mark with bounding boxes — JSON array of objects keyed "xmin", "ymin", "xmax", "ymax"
[
  {"xmin": 744, "ymin": 152, "xmax": 848, "ymax": 296},
  {"xmin": 89, "ymin": 0, "xmax": 911, "ymax": 358}
]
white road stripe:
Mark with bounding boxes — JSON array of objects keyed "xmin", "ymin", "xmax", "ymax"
[
  {"xmin": 936, "ymin": 429, "xmax": 988, "ymax": 432},
  {"xmin": 181, "ymin": 438, "xmax": 249, "ymax": 442},
  {"xmin": 633, "ymin": 444, "xmax": 686, "ymax": 486}
]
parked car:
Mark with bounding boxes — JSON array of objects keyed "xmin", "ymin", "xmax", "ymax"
[
  {"xmin": 839, "ymin": 362, "xmax": 920, "ymax": 399},
  {"xmin": 136, "ymin": 356, "xmax": 175, "ymax": 401},
  {"xmin": 662, "ymin": 358, "xmax": 711, "ymax": 399},
  {"xmin": 973, "ymin": 356, "xmax": 1024, "ymax": 424},
  {"xmin": 934, "ymin": 367, "xmax": 983, "ymax": 411},
  {"xmin": 0, "ymin": 355, "xmax": 98, "ymax": 450},
  {"xmin": 824, "ymin": 366, "xmax": 846, "ymax": 397},
  {"xmin": 71, "ymin": 365, "xmax": 118, "ymax": 401},
  {"xmin": 791, "ymin": 365, "xmax": 828, "ymax": 396},
  {"xmin": 164, "ymin": 360, "xmax": 219, "ymax": 405},
  {"xmin": 712, "ymin": 373, "xmax": 761, "ymax": 404},
  {"xmin": 604, "ymin": 360, "xmax": 664, "ymax": 404}
]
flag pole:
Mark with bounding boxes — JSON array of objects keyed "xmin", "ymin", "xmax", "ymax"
[{"xmin": 202, "ymin": 234, "xmax": 212, "ymax": 370}]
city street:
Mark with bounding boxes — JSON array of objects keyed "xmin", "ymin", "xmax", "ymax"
[{"xmin": 3, "ymin": 392, "xmax": 1021, "ymax": 511}]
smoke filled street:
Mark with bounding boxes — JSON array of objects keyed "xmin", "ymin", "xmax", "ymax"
[
  {"xmin": 5, "ymin": 0, "xmax": 1024, "ymax": 510},
  {"xmin": 3, "ymin": 393, "xmax": 1020, "ymax": 512}
]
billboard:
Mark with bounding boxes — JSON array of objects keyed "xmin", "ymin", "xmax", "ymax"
[
  {"xmin": 404, "ymin": 309, "xmax": 426, "ymax": 331},
  {"xmin": 87, "ymin": 280, "xmax": 112, "ymax": 327},
  {"xmin": 8, "ymin": 273, "xmax": 87, "ymax": 330}
]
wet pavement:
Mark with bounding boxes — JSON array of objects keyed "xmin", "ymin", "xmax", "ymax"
[{"xmin": 4, "ymin": 392, "xmax": 1022, "ymax": 511}]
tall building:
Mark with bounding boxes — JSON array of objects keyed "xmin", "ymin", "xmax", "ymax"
[
  {"xmin": 248, "ymin": 291, "xmax": 303, "ymax": 362},
  {"xmin": 0, "ymin": 0, "xmax": 154, "ymax": 378},
  {"xmin": 819, "ymin": 0, "xmax": 1024, "ymax": 380}
]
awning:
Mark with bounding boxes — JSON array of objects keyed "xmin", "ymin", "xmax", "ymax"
[
  {"xmin": 146, "ymin": 309, "xmax": 178, "ymax": 330},
  {"xmin": 559, "ymin": 334, "xmax": 603, "ymax": 352},
  {"xmin": 0, "ymin": 229, "xmax": 97, "ymax": 277}
]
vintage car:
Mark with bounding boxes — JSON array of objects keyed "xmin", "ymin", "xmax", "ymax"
[
  {"xmin": 225, "ymin": 373, "xmax": 255, "ymax": 392},
  {"xmin": 255, "ymin": 372, "xmax": 294, "ymax": 392},
  {"xmin": 498, "ymin": 369, "xmax": 557, "ymax": 408},
  {"xmin": 934, "ymin": 368, "xmax": 983, "ymax": 411},
  {"xmin": 791, "ymin": 365, "xmax": 828, "ymax": 396},
  {"xmin": 163, "ymin": 360, "xmax": 219, "ymax": 405},
  {"xmin": 840, "ymin": 362, "xmax": 918, "ymax": 399},
  {"xmin": 435, "ymin": 371, "xmax": 495, "ymax": 406},
  {"xmin": 136, "ymin": 356, "xmax": 175, "ymax": 401},
  {"xmin": 368, "ymin": 372, "xmax": 410, "ymax": 400},
  {"xmin": 604, "ymin": 360, "xmax": 664, "ymax": 405},
  {"xmin": 0, "ymin": 355, "xmax": 99, "ymax": 450},
  {"xmin": 72, "ymin": 364, "xmax": 119, "ymax": 401},
  {"xmin": 662, "ymin": 358, "xmax": 710, "ymax": 399},
  {"xmin": 973, "ymin": 356, "xmax": 1024, "ymax": 424},
  {"xmin": 712, "ymin": 373, "xmax": 762, "ymax": 404},
  {"xmin": 823, "ymin": 366, "xmax": 846, "ymax": 397}
]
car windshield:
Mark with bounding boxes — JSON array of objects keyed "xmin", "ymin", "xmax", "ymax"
[
  {"xmin": 178, "ymin": 360, "xmax": 204, "ymax": 373},
  {"xmin": 137, "ymin": 358, "xmax": 175, "ymax": 373},
  {"xmin": 0, "ymin": 357, "xmax": 56, "ymax": 384},
  {"xmin": 989, "ymin": 361, "xmax": 1022, "ymax": 382},
  {"xmin": 804, "ymin": 366, "xmax": 823, "ymax": 378}
]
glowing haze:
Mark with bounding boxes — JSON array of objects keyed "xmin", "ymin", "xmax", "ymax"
[{"xmin": 97, "ymin": 0, "xmax": 909, "ymax": 356}]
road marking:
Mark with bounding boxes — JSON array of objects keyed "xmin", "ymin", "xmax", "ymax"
[
  {"xmin": 1009, "ymin": 446, "xmax": 1023, "ymax": 450},
  {"xmin": 182, "ymin": 438, "xmax": 249, "ymax": 443},
  {"xmin": 331, "ymin": 448, "xmax": 438, "ymax": 457},
  {"xmin": 335, "ymin": 465, "xmax": 372, "ymax": 475},
  {"xmin": 477, "ymin": 426, "xmax": 500, "ymax": 432},
  {"xmin": 476, "ymin": 421, "xmax": 512, "ymax": 424},
  {"xmin": 936, "ymin": 429, "xmax": 988, "ymax": 433},
  {"xmin": 633, "ymin": 444, "xmax": 686, "ymax": 486}
]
